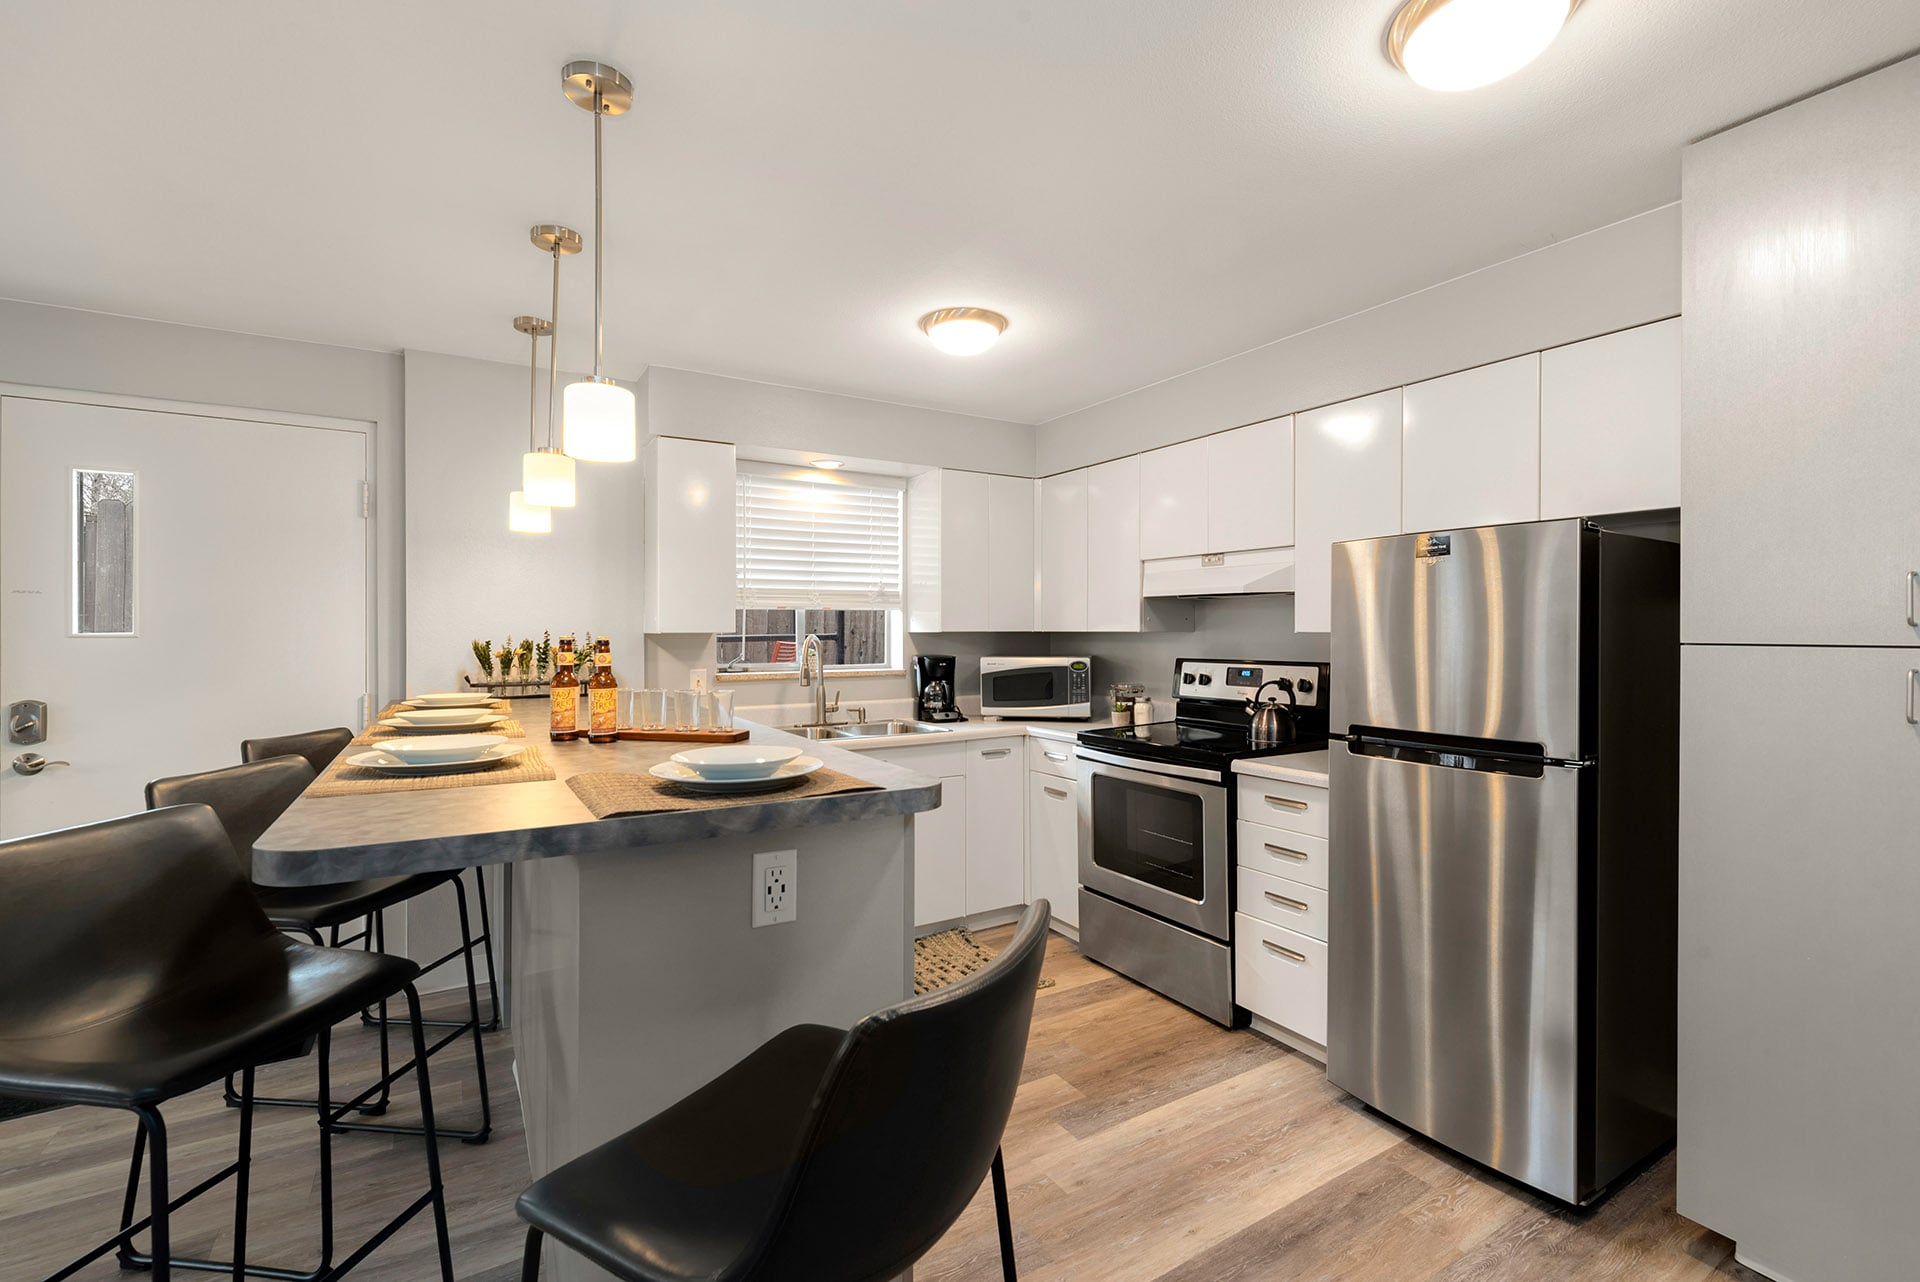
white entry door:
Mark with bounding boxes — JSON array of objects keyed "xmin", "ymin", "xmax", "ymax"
[{"xmin": 0, "ymin": 396, "xmax": 371, "ymax": 840}]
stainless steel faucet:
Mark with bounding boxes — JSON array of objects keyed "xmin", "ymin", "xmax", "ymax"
[{"xmin": 799, "ymin": 633, "xmax": 830, "ymax": 725}]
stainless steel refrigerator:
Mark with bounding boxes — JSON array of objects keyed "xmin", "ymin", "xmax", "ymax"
[{"xmin": 1326, "ymin": 518, "xmax": 1679, "ymax": 1205}]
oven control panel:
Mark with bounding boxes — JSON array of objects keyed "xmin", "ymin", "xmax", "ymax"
[{"xmin": 1174, "ymin": 659, "xmax": 1322, "ymax": 707}]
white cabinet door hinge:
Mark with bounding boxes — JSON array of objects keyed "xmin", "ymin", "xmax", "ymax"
[{"xmin": 360, "ymin": 481, "xmax": 372, "ymax": 519}]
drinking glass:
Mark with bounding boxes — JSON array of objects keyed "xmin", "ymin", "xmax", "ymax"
[
  {"xmin": 705, "ymin": 690, "xmax": 736, "ymax": 730},
  {"xmin": 671, "ymin": 689, "xmax": 701, "ymax": 730},
  {"xmin": 632, "ymin": 688, "xmax": 668, "ymax": 730}
]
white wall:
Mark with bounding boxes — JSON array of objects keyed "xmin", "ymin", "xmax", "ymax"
[
  {"xmin": 0, "ymin": 297, "xmax": 407, "ymax": 701},
  {"xmin": 646, "ymin": 366, "xmax": 1035, "ymax": 475},
  {"xmin": 401, "ymin": 349, "xmax": 644, "ymax": 694},
  {"xmin": 1038, "ymin": 204, "xmax": 1682, "ymax": 473}
]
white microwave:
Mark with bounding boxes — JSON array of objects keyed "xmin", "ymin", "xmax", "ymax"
[{"xmin": 979, "ymin": 656, "xmax": 1094, "ymax": 720}]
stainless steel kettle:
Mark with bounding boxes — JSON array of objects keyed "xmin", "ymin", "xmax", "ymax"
[{"xmin": 1248, "ymin": 679, "xmax": 1298, "ymax": 748}]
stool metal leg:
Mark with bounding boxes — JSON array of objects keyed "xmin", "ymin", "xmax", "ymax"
[
  {"xmin": 991, "ymin": 1147, "xmax": 1018, "ymax": 1282},
  {"xmin": 145, "ymin": 1108, "xmax": 172, "ymax": 1282},
  {"xmin": 519, "ymin": 1227, "xmax": 544, "ymax": 1282},
  {"xmin": 403, "ymin": 985, "xmax": 458, "ymax": 1282},
  {"xmin": 230, "ymin": 1067, "xmax": 255, "ymax": 1282},
  {"xmin": 449, "ymin": 872, "xmax": 493, "ymax": 1142}
]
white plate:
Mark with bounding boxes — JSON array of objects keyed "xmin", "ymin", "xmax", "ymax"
[
  {"xmin": 649, "ymin": 755, "xmax": 823, "ymax": 794},
  {"xmin": 669, "ymin": 744, "xmax": 804, "ymax": 780},
  {"xmin": 379, "ymin": 733, "xmax": 507, "ymax": 765},
  {"xmin": 405, "ymin": 692, "xmax": 495, "ymax": 709},
  {"xmin": 346, "ymin": 744, "xmax": 525, "ymax": 776},
  {"xmin": 374, "ymin": 717, "xmax": 506, "ymax": 736}
]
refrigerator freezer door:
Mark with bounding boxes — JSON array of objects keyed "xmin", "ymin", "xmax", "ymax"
[
  {"xmin": 1326, "ymin": 740, "xmax": 1585, "ymax": 1203},
  {"xmin": 1330, "ymin": 520, "xmax": 1586, "ymax": 760}
]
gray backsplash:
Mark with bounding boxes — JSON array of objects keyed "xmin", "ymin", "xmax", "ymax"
[{"xmin": 920, "ymin": 593, "xmax": 1328, "ymax": 705}]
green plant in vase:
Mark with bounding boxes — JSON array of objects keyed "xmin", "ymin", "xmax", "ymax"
[
  {"xmin": 575, "ymin": 625, "xmax": 595, "ymax": 683},
  {"xmin": 536, "ymin": 631, "xmax": 553, "ymax": 680},
  {"xmin": 497, "ymin": 635, "xmax": 516, "ymax": 683},
  {"xmin": 472, "ymin": 639, "xmax": 495, "ymax": 680},
  {"xmin": 516, "ymin": 637, "xmax": 535, "ymax": 683}
]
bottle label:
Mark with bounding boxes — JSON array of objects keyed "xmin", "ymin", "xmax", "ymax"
[
  {"xmin": 551, "ymin": 685, "xmax": 577, "ymax": 733},
  {"xmin": 590, "ymin": 686, "xmax": 618, "ymax": 734}
]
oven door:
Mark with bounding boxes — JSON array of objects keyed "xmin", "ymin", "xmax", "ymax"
[
  {"xmin": 982, "ymin": 663, "xmax": 1073, "ymax": 715},
  {"xmin": 1077, "ymin": 750, "xmax": 1229, "ymax": 939}
]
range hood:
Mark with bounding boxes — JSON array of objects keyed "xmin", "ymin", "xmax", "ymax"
[{"xmin": 1142, "ymin": 546, "xmax": 1296, "ymax": 598}]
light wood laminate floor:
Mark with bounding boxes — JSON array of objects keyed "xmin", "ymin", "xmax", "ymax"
[{"xmin": 6, "ymin": 937, "xmax": 1759, "ymax": 1281}]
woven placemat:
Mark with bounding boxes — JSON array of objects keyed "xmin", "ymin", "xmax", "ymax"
[
  {"xmin": 567, "ymin": 765, "xmax": 880, "ymax": 818},
  {"xmin": 305, "ymin": 742, "xmax": 556, "ymax": 797},
  {"xmin": 353, "ymin": 715, "xmax": 527, "ymax": 744}
]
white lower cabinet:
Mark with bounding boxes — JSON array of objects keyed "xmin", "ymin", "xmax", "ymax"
[
  {"xmin": 1233, "ymin": 916, "xmax": 1328, "ymax": 1049},
  {"xmin": 964, "ymin": 740, "xmax": 1026, "ymax": 915},
  {"xmin": 1025, "ymin": 771, "xmax": 1080, "ymax": 931},
  {"xmin": 914, "ymin": 772, "xmax": 968, "ymax": 927}
]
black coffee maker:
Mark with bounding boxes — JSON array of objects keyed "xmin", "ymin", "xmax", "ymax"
[{"xmin": 912, "ymin": 654, "xmax": 965, "ymax": 723}]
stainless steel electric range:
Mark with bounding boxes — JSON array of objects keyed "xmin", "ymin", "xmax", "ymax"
[{"xmin": 1074, "ymin": 657, "xmax": 1330, "ymax": 1025}]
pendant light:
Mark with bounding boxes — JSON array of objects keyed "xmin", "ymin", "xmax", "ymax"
[
  {"xmin": 560, "ymin": 60, "xmax": 637, "ymax": 463},
  {"xmin": 523, "ymin": 224, "xmax": 581, "ymax": 506},
  {"xmin": 509, "ymin": 313, "xmax": 555, "ymax": 533}
]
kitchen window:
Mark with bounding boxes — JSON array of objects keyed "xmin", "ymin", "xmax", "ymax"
[{"xmin": 721, "ymin": 463, "xmax": 904, "ymax": 675}]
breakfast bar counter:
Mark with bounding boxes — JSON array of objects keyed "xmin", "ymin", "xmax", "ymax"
[{"xmin": 252, "ymin": 720, "xmax": 939, "ymax": 1282}]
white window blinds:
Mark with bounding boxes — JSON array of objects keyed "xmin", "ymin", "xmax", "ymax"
[{"xmin": 735, "ymin": 463, "xmax": 904, "ymax": 611}]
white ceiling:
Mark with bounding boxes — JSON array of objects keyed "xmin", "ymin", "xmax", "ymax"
[{"xmin": 2, "ymin": 2, "xmax": 1916, "ymax": 424}]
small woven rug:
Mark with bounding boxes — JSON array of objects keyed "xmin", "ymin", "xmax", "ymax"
[{"xmin": 915, "ymin": 926, "xmax": 1055, "ymax": 995}]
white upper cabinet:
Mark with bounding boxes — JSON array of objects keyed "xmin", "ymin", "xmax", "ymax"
[
  {"xmin": 1138, "ymin": 438, "xmax": 1209, "ymax": 560},
  {"xmin": 988, "ymin": 475, "xmax": 1038, "ymax": 631},
  {"xmin": 1401, "ymin": 354, "xmax": 1541, "ymax": 534},
  {"xmin": 1040, "ymin": 469, "xmax": 1089, "ymax": 632},
  {"xmin": 908, "ymin": 469, "xmax": 1033, "ymax": 633},
  {"xmin": 1208, "ymin": 416, "xmax": 1294, "ymax": 553},
  {"xmin": 644, "ymin": 435, "xmax": 737, "ymax": 634},
  {"xmin": 1295, "ymin": 390, "xmax": 1403, "ymax": 633},
  {"xmin": 1085, "ymin": 455, "xmax": 1144, "ymax": 631},
  {"xmin": 1540, "ymin": 320, "xmax": 1681, "ymax": 520},
  {"xmin": 1682, "ymin": 57, "xmax": 1920, "ymax": 648}
]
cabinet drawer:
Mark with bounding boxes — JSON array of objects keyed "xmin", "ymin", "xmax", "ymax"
[
  {"xmin": 1233, "ymin": 915, "xmax": 1328, "ymax": 1045},
  {"xmin": 1235, "ymin": 821, "xmax": 1329, "ymax": 890},
  {"xmin": 1237, "ymin": 866, "xmax": 1328, "ymax": 941},
  {"xmin": 1236, "ymin": 776, "xmax": 1329, "ymax": 838},
  {"xmin": 1027, "ymin": 738, "xmax": 1079, "ymax": 780}
]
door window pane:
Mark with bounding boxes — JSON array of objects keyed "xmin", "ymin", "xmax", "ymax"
[{"xmin": 74, "ymin": 469, "xmax": 135, "ymax": 635}]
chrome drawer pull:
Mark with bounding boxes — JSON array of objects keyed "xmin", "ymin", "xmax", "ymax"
[
  {"xmin": 1264, "ymin": 794, "xmax": 1309, "ymax": 811},
  {"xmin": 1043, "ymin": 786, "xmax": 1069, "ymax": 800},
  {"xmin": 1908, "ymin": 669, "xmax": 1919, "ymax": 727},
  {"xmin": 981, "ymin": 748, "xmax": 1013, "ymax": 758},
  {"xmin": 1263, "ymin": 890, "xmax": 1309, "ymax": 912},
  {"xmin": 1263, "ymin": 843, "xmax": 1309, "ymax": 861},
  {"xmin": 1262, "ymin": 939, "xmax": 1307, "ymax": 964},
  {"xmin": 1909, "ymin": 571, "xmax": 1919, "ymax": 628},
  {"xmin": 1044, "ymin": 750, "xmax": 1069, "ymax": 761}
]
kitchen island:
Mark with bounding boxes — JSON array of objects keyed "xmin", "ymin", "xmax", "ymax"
[{"xmin": 253, "ymin": 720, "xmax": 940, "ymax": 1282}]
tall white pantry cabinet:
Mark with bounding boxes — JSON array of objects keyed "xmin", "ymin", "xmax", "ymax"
[{"xmin": 1678, "ymin": 53, "xmax": 1920, "ymax": 1282}]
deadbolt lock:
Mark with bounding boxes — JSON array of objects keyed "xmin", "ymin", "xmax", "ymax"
[{"xmin": 7, "ymin": 700, "xmax": 47, "ymax": 746}]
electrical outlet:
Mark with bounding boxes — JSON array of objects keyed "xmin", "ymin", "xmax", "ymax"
[
  {"xmin": 752, "ymin": 849, "xmax": 797, "ymax": 927},
  {"xmin": 690, "ymin": 668, "xmax": 709, "ymax": 692}
]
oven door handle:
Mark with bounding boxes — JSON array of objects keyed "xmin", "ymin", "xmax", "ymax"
[{"xmin": 1074, "ymin": 746, "xmax": 1224, "ymax": 785}]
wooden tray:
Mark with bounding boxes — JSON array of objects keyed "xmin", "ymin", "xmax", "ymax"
[{"xmin": 614, "ymin": 726, "xmax": 751, "ymax": 743}]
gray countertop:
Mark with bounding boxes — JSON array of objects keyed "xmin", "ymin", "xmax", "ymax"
[{"xmin": 252, "ymin": 719, "xmax": 942, "ymax": 886}]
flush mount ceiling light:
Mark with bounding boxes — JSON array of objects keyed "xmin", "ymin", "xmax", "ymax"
[
  {"xmin": 811, "ymin": 459, "xmax": 845, "ymax": 470},
  {"xmin": 918, "ymin": 307, "xmax": 1009, "ymax": 356},
  {"xmin": 524, "ymin": 225, "xmax": 582, "ymax": 507},
  {"xmin": 510, "ymin": 313, "xmax": 556, "ymax": 534},
  {"xmin": 560, "ymin": 60, "xmax": 638, "ymax": 463},
  {"xmin": 1387, "ymin": 0, "xmax": 1579, "ymax": 92}
]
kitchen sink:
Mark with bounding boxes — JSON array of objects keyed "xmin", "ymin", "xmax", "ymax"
[{"xmin": 784, "ymin": 720, "xmax": 953, "ymax": 740}]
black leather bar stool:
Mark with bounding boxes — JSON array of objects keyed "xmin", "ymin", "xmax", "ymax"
[
  {"xmin": 243, "ymin": 726, "xmax": 504, "ymax": 1034},
  {"xmin": 515, "ymin": 900, "xmax": 1051, "ymax": 1282},
  {"xmin": 0, "ymin": 805, "xmax": 455, "ymax": 1282},
  {"xmin": 147, "ymin": 755, "xmax": 492, "ymax": 1143}
]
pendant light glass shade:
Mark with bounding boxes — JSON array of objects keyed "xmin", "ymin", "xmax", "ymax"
[
  {"xmin": 563, "ymin": 377, "xmax": 637, "ymax": 462},
  {"xmin": 522, "ymin": 448, "xmax": 577, "ymax": 507},
  {"xmin": 509, "ymin": 490, "xmax": 551, "ymax": 533}
]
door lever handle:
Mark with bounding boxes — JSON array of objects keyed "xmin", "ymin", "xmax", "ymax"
[{"xmin": 12, "ymin": 753, "xmax": 71, "ymax": 776}]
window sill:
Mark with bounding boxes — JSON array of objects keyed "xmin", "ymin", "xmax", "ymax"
[{"xmin": 717, "ymin": 668, "xmax": 906, "ymax": 684}]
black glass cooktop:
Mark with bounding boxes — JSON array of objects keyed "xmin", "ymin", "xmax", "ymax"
[{"xmin": 1078, "ymin": 717, "xmax": 1327, "ymax": 774}]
